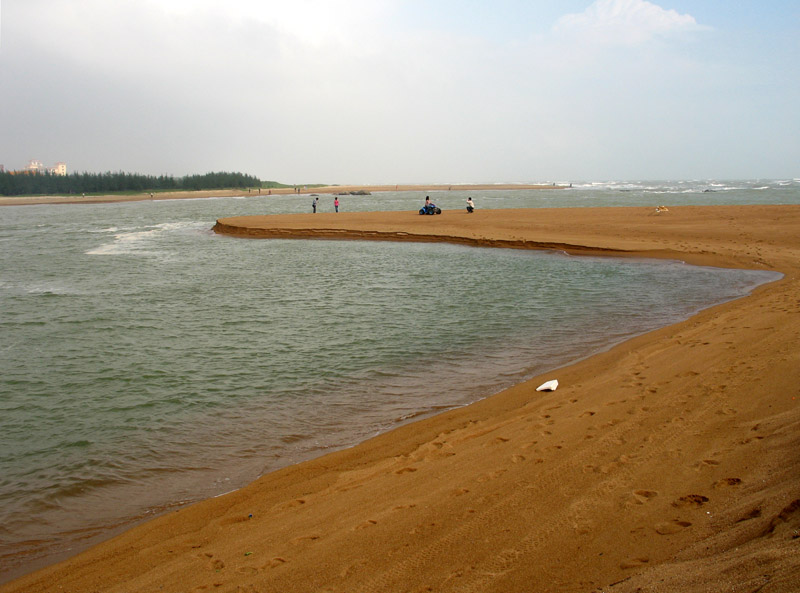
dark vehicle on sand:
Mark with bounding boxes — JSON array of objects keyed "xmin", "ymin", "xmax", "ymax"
[{"xmin": 419, "ymin": 203, "xmax": 442, "ymax": 215}]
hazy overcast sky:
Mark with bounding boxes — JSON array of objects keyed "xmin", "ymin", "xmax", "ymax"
[{"xmin": 1, "ymin": 0, "xmax": 798, "ymax": 183}]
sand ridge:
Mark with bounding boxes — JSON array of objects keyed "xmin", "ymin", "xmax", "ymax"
[{"xmin": 2, "ymin": 205, "xmax": 799, "ymax": 592}]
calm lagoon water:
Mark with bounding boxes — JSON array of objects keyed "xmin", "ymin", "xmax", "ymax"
[{"xmin": 0, "ymin": 180, "xmax": 793, "ymax": 579}]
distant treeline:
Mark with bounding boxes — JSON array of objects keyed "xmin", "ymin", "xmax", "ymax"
[{"xmin": 0, "ymin": 170, "xmax": 263, "ymax": 196}]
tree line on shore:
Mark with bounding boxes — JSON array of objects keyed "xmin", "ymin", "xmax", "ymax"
[{"xmin": 0, "ymin": 170, "xmax": 266, "ymax": 196}]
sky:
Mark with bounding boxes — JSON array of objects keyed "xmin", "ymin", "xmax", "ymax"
[{"xmin": 1, "ymin": 0, "xmax": 798, "ymax": 183}]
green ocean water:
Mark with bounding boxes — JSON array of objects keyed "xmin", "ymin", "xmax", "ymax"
[{"xmin": 0, "ymin": 180, "xmax": 793, "ymax": 580}]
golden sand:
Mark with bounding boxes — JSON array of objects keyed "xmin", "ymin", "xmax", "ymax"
[{"xmin": 2, "ymin": 205, "xmax": 799, "ymax": 592}]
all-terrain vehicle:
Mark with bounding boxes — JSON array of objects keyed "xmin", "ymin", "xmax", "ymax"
[{"xmin": 419, "ymin": 204, "xmax": 442, "ymax": 215}]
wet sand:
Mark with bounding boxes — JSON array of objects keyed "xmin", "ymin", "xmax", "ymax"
[
  {"xmin": 3, "ymin": 205, "xmax": 799, "ymax": 592},
  {"xmin": 0, "ymin": 183, "xmax": 563, "ymax": 207}
]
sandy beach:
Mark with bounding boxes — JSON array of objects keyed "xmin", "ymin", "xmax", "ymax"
[
  {"xmin": 2, "ymin": 205, "xmax": 799, "ymax": 592},
  {"xmin": 0, "ymin": 184, "xmax": 563, "ymax": 207}
]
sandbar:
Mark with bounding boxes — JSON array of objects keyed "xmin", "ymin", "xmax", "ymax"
[
  {"xmin": 0, "ymin": 183, "xmax": 563, "ymax": 207},
  {"xmin": 2, "ymin": 205, "xmax": 799, "ymax": 592}
]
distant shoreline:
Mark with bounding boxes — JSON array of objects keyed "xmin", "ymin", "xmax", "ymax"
[{"xmin": 0, "ymin": 184, "xmax": 566, "ymax": 207}]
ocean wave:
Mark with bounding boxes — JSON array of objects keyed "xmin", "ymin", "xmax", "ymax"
[
  {"xmin": 86, "ymin": 220, "xmax": 209, "ymax": 256},
  {"xmin": 570, "ymin": 179, "xmax": 795, "ymax": 194},
  {"xmin": 24, "ymin": 283, "xmax": 74, "ymax": 295}
]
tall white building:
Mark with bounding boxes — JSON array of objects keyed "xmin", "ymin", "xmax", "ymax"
[
  {"xmin": 21, "ymin": 159, "xmax": 67, "ymax": 175},
  {"xmin": 26, "ymin": 159, "xmax": 45, "ymax": 172}
]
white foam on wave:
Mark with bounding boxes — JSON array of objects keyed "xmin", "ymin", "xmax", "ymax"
[
  {"xmin": 0, "ymin": 278, "xmax": 75, "ymax": 296},
  {"xmin": 86, "ymin": 228, "xmax": 160, "ymax": 256},
  {"xmin": 86, "ymin": 220, "xmax": 210, "ymax": 256},
  {"xmin": 25, "ymin": 283, "xmax": 74, "ymax": 295},
  {"xmin": 574, "ymin": 180, "xmax": 798, "ymax": 194}
]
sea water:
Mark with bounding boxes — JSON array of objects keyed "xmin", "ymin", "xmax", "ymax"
[{"xmin": 0, "ymin": 180, "xmax": 794, "ymax": 580}]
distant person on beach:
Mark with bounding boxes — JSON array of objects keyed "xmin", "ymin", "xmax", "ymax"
[
  {"xmin": 466, "ymin": 197, "xmax": 475, "ymax": 213},
  {"xmin": 312, "ymin": 197, "xmax": 318, "ymax": 213},
  {"xmin": 334, "ymin": 197, "xmax": 339, "ymax": 212}
]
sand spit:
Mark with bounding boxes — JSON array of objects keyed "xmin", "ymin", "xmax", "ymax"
[
  {"xmin": 3, "ymin": 205, "xmax": 799, "ymax": 592},
  {"xmin": 0, "ymin": 184, "xmax": 563, "ymax": 207}
]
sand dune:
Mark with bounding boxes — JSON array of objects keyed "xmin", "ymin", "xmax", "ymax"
[{"xmin": 3, "ymin": 205, "xmax": 799, "ymax": 592}]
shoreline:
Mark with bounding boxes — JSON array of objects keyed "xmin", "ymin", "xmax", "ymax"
[
  {"xmin": 0, "ymin": 183, "xmax": 565, "ymax": 207},
  {"xmin": 3, "ymin": 205, "xmax": 799, "ymax": 592}
]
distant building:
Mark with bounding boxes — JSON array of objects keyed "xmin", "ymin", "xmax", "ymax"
[
  {"xmin": 26, "ymin": 159, "xmax": 46, "ymax": 173},
  {"xmin": 16, "ymin": 159, "xmax": 67, "ymax": 175},
  {"xmin": 0, "ymin": 164, "xmax": 4, "ymax": 173}
]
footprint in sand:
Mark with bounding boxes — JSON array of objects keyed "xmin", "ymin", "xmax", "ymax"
[
  {"xmin": 739, "ymin": 435, "xmax": 765, "ymax": 444},
  {"xmin": 714, "ymin": 477, "xmax": 742, "ymax": 488},
  {"xmin": 655, "ymin": 519, "xmax": 692, "ymax": 535},
  {"xmin": 764, "ymin": 499, "xmax": 800, "ymax": 535},
  {"xmin": 631, "ymin": 490, "xmax": 658, "ymax": 504},
  {"xmin": 211, "ymin": 558, "xmax": 225, "ymax": 571},
  {"xmin": 735, "ymin": 507, "xmax": 762, "ymax": 523},
  {"xmin": 281, "ymin": 498, "xmax": 306, "ymax": 509},
  {"xmin": 290, "ymin": 534, "xmax": 320, "ymax": 545},
  {"xmin": 220, "ymin": 514, "xmax": 253, "ymax": 525},
  {"xmin": 486, "ymin": 436, "xmax": 510, "ymax": 446},
  {"xmin": 697, "ymin": 459, "xmax": 720, "ymax": 469},
  {"xmin": 673, "ymin": 494, "xmax": 709, "ymax": 507},
  {"xmin": 475, "ymin": 469, "xmax": 508, "ymax": 484},
  {"xmin": 267, "ymin": 557, "xmax": 288, "ymax": 568}
]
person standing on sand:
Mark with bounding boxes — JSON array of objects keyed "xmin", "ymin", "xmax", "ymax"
[
  {"xmin": 312, "ymin": 197, "xmax": 318, "ymax": 213},
  {"xmin": 334, "ymin": 197, "xmax": 339, "ymax": 213},
  {"xmin": 466, "ymin": 197, "xmax": 475, "ymax": 213}
]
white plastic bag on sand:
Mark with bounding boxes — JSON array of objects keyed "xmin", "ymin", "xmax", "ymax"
[{"xmin": 536, "ymin": 379, "xmax": 559, "ymax": 392}]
